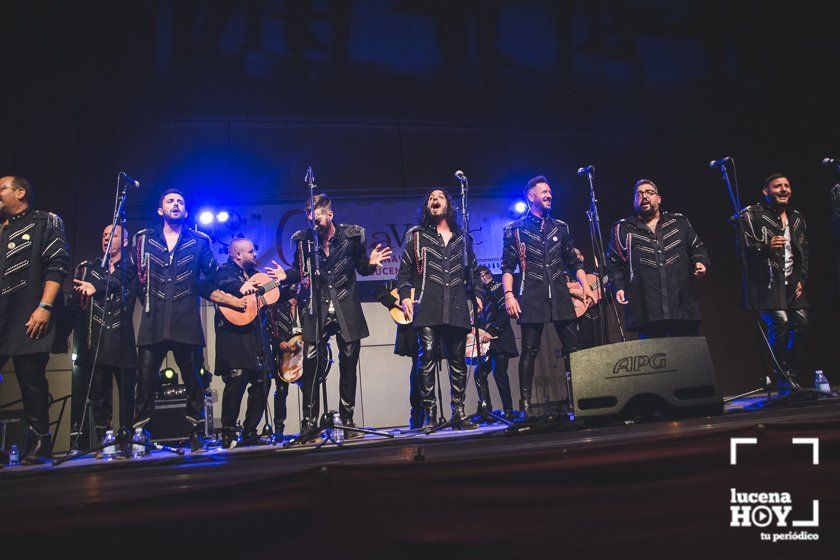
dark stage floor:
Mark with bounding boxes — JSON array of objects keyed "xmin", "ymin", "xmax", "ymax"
[{"xmin": 2, "ymin": 393, "xmax": 839, "ymax": 557}]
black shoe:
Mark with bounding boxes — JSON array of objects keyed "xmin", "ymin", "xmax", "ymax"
[
  {"xmin": 450, "ymin": 414, "xmax": 479, "ymax": 431},
  {"xmin": 297, "ymin": 423, "xmax": 321, "ymax": 444},
  {"xmin": 238, "ymin": 429, "xmax": 263, "ymax": 447},
  {"xmin": 221, "ymin": 428, "xmax": 237, "ymax": 449},
  {"xmin": 504, "ymin": 409, "xmax": 519, "ymax": 422},
  {"xmin": 341, "ymin": 421, "xmax": 364, "ymax": 440},
  {"xmin": 420, "ymin": 407, "xmax": 438, "ymax": 432},
  {"xmin": 22, "ymin": 433, "xmax": 52, "ymax": 465},
  {"xmin": 189, "ymin": 432, "xmax": 207, "ymax": 453}
]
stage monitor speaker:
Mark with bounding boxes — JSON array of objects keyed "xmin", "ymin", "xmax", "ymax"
[
  {"xmin": 145, "ymin": 397, "xmax": 192, "ymax": 442},
  {"xmin": 569, "ymin": 337, "xmax": 723, "ymax": 424}
]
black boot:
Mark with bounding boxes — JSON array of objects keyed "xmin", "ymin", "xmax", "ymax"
[
  {"xmin": 297, "ymin": 418, "xmax": 321, "ymax": 444},
  {"xmin": 189, "ymin": 429, "xmax": 207, "ymax": 453},
  {"xmin": 519, "ymin": 396, "xmax": 532, "ymax": 419},
  {"xmin": 421, "ymin": 404, "xmax": 438, "ymax": 432},
  {"xmin": 450, "ymin": 407, "xmax": 478, "ymax": 430},
  {"xmin": 22, "ymin": 432, "xmax": 52, "ymax": 465},
  {"xmin": 342, "ymin": 418, "xmax": 364, "ymax": 440}
]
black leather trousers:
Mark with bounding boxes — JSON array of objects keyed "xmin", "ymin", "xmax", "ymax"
[
  {"xmin": 135, "ymin": 342, "xmax": 207, "ymax": 432},
  {"xmin": 0, "ymin": 353, "xmax": 50, "ymax": 435},
  {"xmin": 760, "ymin": 308, "xmax": 810, "ymax": 378},
  {"xmin": 300, "ymin": 328, "xmax": 360, "ymax": 427},
  {"xmin": 91, "ymin": 365, "xmax": 136, "ymax": 430},
  {"xmin": 417, "ymin": 325, "xmax": 469, "ymax": 420},
  {"xmin": 273, "ymin": 378, "xmax": 290, "ymax": 433},
  {"xmin": 475, "ymin": 351, "xmax": 513, "ymax": 412},
  {"xmin": 518, "ymin": 321, "xmax": 578, "ymax": 400},
  {"xmin": 220, "ymin": 368, "xmax": 266, "ymax": 433}
]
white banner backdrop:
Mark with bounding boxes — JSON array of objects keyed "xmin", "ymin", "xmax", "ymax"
[{"xmin": 207, "ymin": 197, "xmax": 516, "ymax": 279}]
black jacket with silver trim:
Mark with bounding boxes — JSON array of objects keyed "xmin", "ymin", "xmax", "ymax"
[
  {"xmin": 737, "ymin": 201, "xmax": 808, "ymax": 310},
  {"xmin": 285, "ymin": 224, "xmax": 376, "ymax": 343},
  {"xmin": 397, "ymin": 223, "xmax": 483, "ymax": 331},
  {"xmin": 0, "ymin": 208, "xmax": 70, "ymax": 355},
  {"xmin": 501, "ymin": 212, "xmax": 582, "ymax": 324},
  {"xmin": 607, "ymin": 211, "xmax": 709, "ymax": 330},
  {"xmin": 133, "ymin": 225, "xmax": 219, "ymax": 347}
]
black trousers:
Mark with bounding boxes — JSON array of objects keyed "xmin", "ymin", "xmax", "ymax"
[
  {"xmin": 637, "ymin": 320, "xmax": 699, "ymax": 339},
  {"xmin": 475, "ymin": 351, "xmax": 513, "ymax": 412},
  {"xmin": 135, "ymin": 341, "xmax": 206, "ymax": 431},
  {"xmin": 273, "ymin": 378, "xmax": 290, "ymax": 433},
  {"xmin": 408, "ymin": 355, "xmax": 422, "ymax": 425},
  {"xmin": 220, "ymin": 368, "xmax": 266, "ymax": 433},
  {"xmin": 0, "ymin": 353, "xmax": 50, "ymax": 435},
  {"xmin": 91, "ymin": 365, "xmax": 136, "ymax": 431},
  {"xmin": 519, "ymin": 321, "xmax": 578, "ymax": 400},
  {"xmin": 417, "ymin": 325, "xmax": 469, "ymax": 419},
  {"xmin": 300, "ymin": 320, "xmax": 360, "ymax": 426},
  {"xmin": 759, "ymin": 308, "xmax": 810, "ymax": 377}
]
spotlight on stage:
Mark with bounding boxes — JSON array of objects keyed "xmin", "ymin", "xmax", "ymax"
[
  {"xmin": 160, "ymin": 367, "xmax": 179, "ymax": 386},
  {"xmin": 198, "ymin": 210, "xmax": 215, "ymax": 226},
  {"xmin": 215, "ymin": 210, "xmax": 229, "ymax": 223},
  {"xmin": 510, "ymin": 200, "xmax": 528, "ymax": 217}
]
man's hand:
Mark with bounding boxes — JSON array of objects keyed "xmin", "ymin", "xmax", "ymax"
[
  {"xmin": 769, "ymin": 236, "xmax": 786, "ymax": 249},
  {"xmin": 278, "ymin": 341, "xmax": 293, "ymax": 353},
  {"xmin": 401, "ymin": 298, "xmax": 414, "ymax": 322},
  {"xmin": 211, "ymin": 289, "xmax": 247, "ymax": 311},
  {"xmin": 505, "ymin": 294, "xmax": 521, "ymax": 319},
  {"xmin": 693, "ymin": 262, "xmax": 707, "ymax": 277},
  {"xmin": 369, "ymin": 244, "xmax": 393, "ymax": 267},
  {"xmin": 616, "ymin": 290, "xmax": 629, "ymax": 305},
  {"xmin": 479, "ymin": 331, "xmax": 493, "ymax": 344},
  {"xmin": 795, "ymin": 281, "xmax": 803, "ymax": 299},
  {"xmin": 265, "ymin": 260, "xmax": 287, "ymax": 283},
  {"xmin": 240, "ymin": 278, "xmax": 259, "ymax": 295},
  {"xmin": 73, "ymin": 279, "xmax": 97, "ymax": 296},
  {"xmin": 581, "ymin": 283, "xmax": 597, "ymax": 306},
  {"xmin": 26, "ymin": 307, "xmax": 51, "ymax": 339}
]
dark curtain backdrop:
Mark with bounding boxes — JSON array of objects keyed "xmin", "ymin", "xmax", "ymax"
[{"xmin": 1, "ymin": 1, "xmax": 837, "ymax": 394}]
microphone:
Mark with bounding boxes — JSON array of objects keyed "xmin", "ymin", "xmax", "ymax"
[
  {"xmin": 708, "ymin": 156, "xmax": 732, "ymax": 168},
  {"xmin": 577, "ymin": 165, "xmax": 594, "ymax": 176},
  {"xmin": 822, "ymin": 157, "xmax": 840, "ymax": 169},
  {"xmin": 119, "ymin": 172, "xmax": 140, "ymax": 189},
  {"xmin": 454, "ymin": 170, "xmax": 468, "ymax": 183}
]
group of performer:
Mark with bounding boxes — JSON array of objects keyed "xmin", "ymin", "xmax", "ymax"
[{"xmin": 0, "ymin": 168, "xmax": 811, "ymax": 464}]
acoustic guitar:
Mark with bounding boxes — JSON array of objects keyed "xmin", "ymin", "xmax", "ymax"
[
  {"xmin": 218, "ymin": 272, "xmax": 282, "ymax": 326},
  {"xmin": 278, "ymin": 334, "xmax": 303, "ymax": 383},
  {"xmin": 567, "ymin": 273, "xmax": 602, "ymax": 318},
  {"xmin": 387, "ymin": 288, "xmax": 415, "ymax": 325}
]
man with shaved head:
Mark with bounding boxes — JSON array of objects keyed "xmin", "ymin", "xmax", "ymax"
[
  {"xmin": 213, "ymin": 237, "xmax": 286, "ymax": 448},
  {"xmin": 0, "ymin": 176, "xmax": 70, "ymax": 464}
]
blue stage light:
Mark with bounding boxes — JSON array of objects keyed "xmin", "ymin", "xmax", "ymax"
[
  {"xmin": 216, "ymin": 210, "xmax": 229, "ymax": 223},
  {"xmin": 514, "ymin": 201, "xmax": 528, "ymax": 214},
  {"xmin": 198, "ymin": 210, "xmax": 215, "ymax": 225}
]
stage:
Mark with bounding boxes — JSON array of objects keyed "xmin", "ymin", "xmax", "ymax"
[{"xmin": 1, "ymin": 394, "xmax": 838, "ymax": 557}]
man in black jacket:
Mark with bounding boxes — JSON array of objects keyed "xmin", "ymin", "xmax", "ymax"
[
  {"xmin": 398, "ymin": 189, "xmax": 484, "ymax": 431},
  {"xmin": 474, "ymin": 266, "xmax": 517, "ymax": 420},
  {"xmin": 0, "ymin": 176, "xmax": 70, "ymax": 464},
  {"xmin": 607, "ymin": 179, "xmax": 709, "ymax": 338},
  {"xmin": 133, "ymin": 189, "xmax": 244, "ymax": 451},
  {"xmin": 69, "ymin": 224, "xmax": 137, "ymax": 450},
  {"xmin": 283, "ymin": 194, "xmax": 391, "ymax": 441},
  {"xmin": 213, "ymin": 238, "xmax": 284, "ymax": 448},
  {"xmin": 738, "ymin": 173, "xmax": 809, "ymax": 389},
  {"xmin": 502, "ymin": 176, "xmax": 596, "ymax": 417}
]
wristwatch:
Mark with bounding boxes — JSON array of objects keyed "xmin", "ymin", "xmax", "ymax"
[{"xmin": 39, "ymin": 301, "xmax": 53, "ymax": 311}]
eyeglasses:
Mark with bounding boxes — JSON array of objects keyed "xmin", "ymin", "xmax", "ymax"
[{"xmin": 635, "ymin": 189, "xmax": 658, "ymax": 199}]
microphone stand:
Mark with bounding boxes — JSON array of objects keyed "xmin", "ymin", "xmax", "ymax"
[
  {"xmin": 713, "ymin": 158, "xmax": 822, "ymax": 407},
  {"xmin": 56, "ymin": 174, "xmax": 184, "ymax": 465},
  {"xmin": 581, "ymin": 166, "xmax": 625, "ymax": 345},
  {"xmin": 426, "ymin": 173, "xmax": 510, "ymax": 434}
]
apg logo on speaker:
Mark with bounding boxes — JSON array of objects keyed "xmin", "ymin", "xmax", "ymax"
[
  {"xmin": 611, "ymin": 353, "xmax": 666, "ymax": 375},
  {"xmin": 729, "ymin": 437, "xmax": 820, "ymax": 543}
]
